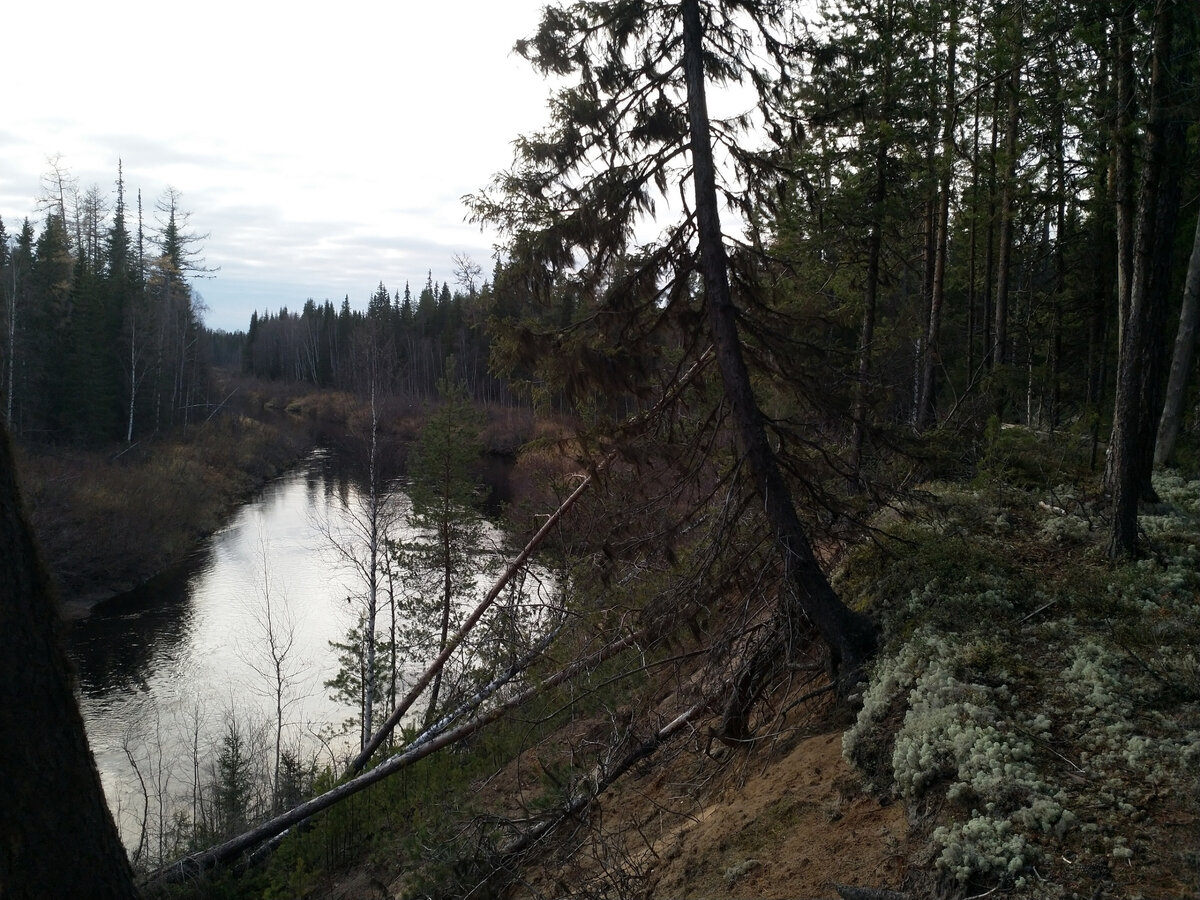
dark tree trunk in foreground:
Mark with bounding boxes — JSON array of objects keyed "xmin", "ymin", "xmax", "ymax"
[
  {"xmin": 681, "ymin": 0, "xmax": 876, "ymax": 692},
  {"xmin": 0, "ymin": 421, "xmax": 138, "ymax": 898},
  {"xmin": 1108, "ymin": 1, "xmax": 1186, "ymax": 557},
  {"xmin": 1155, "ymin": 211, "xmax": 1200, "ymax": 466}
]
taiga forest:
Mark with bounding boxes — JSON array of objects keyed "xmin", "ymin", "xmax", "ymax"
[{"xmin": 0, "ymin": 1, "xmax": 1197, "ymax": 898}]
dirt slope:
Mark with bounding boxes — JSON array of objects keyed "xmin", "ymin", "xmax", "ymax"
[{"xmin": 647, "ymin": 730, "xmax": 907, "ymax": 897}]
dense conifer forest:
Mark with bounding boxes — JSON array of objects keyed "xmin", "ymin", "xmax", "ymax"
[{"xmin": 4, "ymin": 0, "xmax": 1196, "ymax": 495}]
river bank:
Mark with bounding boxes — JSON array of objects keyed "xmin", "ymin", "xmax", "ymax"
[
  {"xmin": 14, "ymin": 380, "xmax": 343, "ymax": 614},
  {"xmin": 19, "ymin": 413, "xmax": 312, "ymax": 618},
  {"xmin": 16, "ymin": 378, "xmax": 543, "ymax": 618}
]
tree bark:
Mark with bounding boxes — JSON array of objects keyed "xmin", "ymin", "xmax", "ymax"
[
  {"xmin": 0, "ymin": 421, "xmax": 139, "ymax": 898},
  {"xmin": 1155, "ymin": 211, "xmax": 1200, "ymax": 466},
  {"xmin": 362, "ymin": 367, "xmax": 380, "ymax": 749},
  {"xmin": 850, "ymin": 0, "xmax": 895, "ymax": 478},
  {"xmin": 916, "ymin": 0, "xmax": 959, "ymax": 431},
  {"xmin": 681, "ymin": 0, "xmax": 876, "ymax": 689},
  {"xmin": 992, "ymin": 11, "xmax": 1022, "ymax": 378},
  {"xmin": 1108, "ymin": 0, "xmax": 1184, "ymax": 557},
  {"xmin": 1113, "ymin": 5, "xmax": 1137, "ymax": 349},
  {"xmin": 983, "ymin": 85, "xmax": 999, "ymax": 367}
]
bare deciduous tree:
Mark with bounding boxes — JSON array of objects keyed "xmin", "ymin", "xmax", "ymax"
[{"xmin": 238, "ymin": 534, "xmax": 310, "ymax": 812}]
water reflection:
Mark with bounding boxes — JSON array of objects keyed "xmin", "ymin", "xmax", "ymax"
[
  {"xmin": 71, "ymin": 571, "xmax": 197, "ymax": 699},
  {"xmin": 64, "ymin": 445, "xmax": 527, "ymax": 856},
  {"xmin": 66, "ymin": 449, "xmax": 370, "ymax": 850}
]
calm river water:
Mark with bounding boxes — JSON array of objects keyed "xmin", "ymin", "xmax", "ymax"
[{"xmin": 65, "ymin": 449, "xmax": 441, "ymax": 851}]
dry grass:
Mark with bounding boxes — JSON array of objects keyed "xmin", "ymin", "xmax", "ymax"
[{"xmin": 15, "ymin": 408, "xmax": 311, "ymax": 601}]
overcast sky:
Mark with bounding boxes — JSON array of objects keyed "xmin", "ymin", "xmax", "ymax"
[{"xmin": 1, "ymin": 0, "xmax": 555, "ymax": 331}]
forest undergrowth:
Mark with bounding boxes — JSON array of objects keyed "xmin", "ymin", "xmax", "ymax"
[
  {"xmin": 160, "ymin": 425, "xmax": 1200, "ymax": 900},
  {"xmin": 840, "ymin": 448, "xmax": 1200, "ymax": 898}
]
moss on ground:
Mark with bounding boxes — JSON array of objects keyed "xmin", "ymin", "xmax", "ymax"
[{"xmin": 839, "ymin": 470, "xmax": 1200, "ymax": 898}]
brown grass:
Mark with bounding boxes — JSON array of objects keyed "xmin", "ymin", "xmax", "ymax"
[{"xmin": 16, "ymin": 408, "xmax": 312, "ymax": 602}]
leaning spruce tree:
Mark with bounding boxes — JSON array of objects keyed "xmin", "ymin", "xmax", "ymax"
[{"xmin": 470, "ymin": 0, "xmax": 875, "ymax": 698}]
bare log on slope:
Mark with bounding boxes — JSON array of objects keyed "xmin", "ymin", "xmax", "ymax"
[
  {"xmin": 348, "ymin": 459, "xmax": 603, "ymax": 774},
  {"xmin": 144, "ymin": 626, "xmax": 649, "ymax": 886}
]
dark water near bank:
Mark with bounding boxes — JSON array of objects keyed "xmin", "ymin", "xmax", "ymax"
[{"xmin": 65, "ymin": 449, "xmax": 412, "ymax": 848}]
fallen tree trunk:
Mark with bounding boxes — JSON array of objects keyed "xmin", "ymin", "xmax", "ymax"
[
  {"xmin": 349, "ymin": 461, "xmax": 605, "ymax": 774},
  {"xmin": 350, "ymin": 348, "xmax": 714, "ymax": 773},
  {"xmin": 144, "ymin": 626, "xmax": 648, "ymax": 886}
]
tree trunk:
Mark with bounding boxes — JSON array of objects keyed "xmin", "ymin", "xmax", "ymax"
[
  {"xmin": 5, "ymin": 260, "xmax": 16, "ymax": 426},
  {"xmin": 850, "ymin": 206, "xmax": 882, "ymax": 479},
  {"xmin": 1047, "ymin": 39, "xmax": 1067, "ymax": 432},
  {"xmin": 1108, "ymin": 0, "xmax": 1184, "ymax": 557},
  {"xmin": 363, "ymin": 375, "xmax": 380, "ymax": 749},
  {"xmin": 1155, "ymin": 212, "xmax": 1200, "ymax": 466},
  {"xmin": 917, "ymin": 0, "xmax": 959, "ymax": 431},
  {"xmin": 983, "ymin": 85, "xmax": 999, "ymax": 367},
  {"xmin": 1087, "ymin": 31, "xmax": 1117, "ymax": 469},
  {"xmin": 425, "ymin": 516, "xmax": 454, "ymax": 727},
  {"xmin": 966, "ymin": 61, "xmax": 983, "ymax": 380},
  {"xmin": 850, "ymin": 0, "xmax": 895, "ymax": 478},
  {"xmin": 0, "ymin": 421, "xmax": 139, "ymax": 898},
  {"xmin": 681, "ymin": 0, "xmax": 875, "ymax": 690},
  {"xmin": 1114, "ymin": 5, "xmax": 1137, "ymax": 348},
  {"xmin": 992, "ymin": 18, "xmax": 1022, "ymax": 378}
]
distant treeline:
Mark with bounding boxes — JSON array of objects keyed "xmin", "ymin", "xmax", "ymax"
[
  {"xmin": 1, "ymin": 165, "xmax": 215, "ymax": 446},
  {"xmin": 240, "ymin": 271, "xmax": 522, "ymax": 408},
  {"xmin": 0, "ymin": 160, "xmax": 532, "ymax": 450}
]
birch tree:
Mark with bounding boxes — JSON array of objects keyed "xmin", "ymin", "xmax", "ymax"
[{"xmin": 322, "ymin": 325, "xmax": 401, "ymax": 750}]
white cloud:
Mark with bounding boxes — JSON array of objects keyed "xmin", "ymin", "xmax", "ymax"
[{"xmin": 2, "ymin": 0, "xmax": 553, "ymax": 330}]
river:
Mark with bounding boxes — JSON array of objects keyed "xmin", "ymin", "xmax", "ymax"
[{"xmin": 65, "ymin": 448, "xmax": 521, "ymax": 857}]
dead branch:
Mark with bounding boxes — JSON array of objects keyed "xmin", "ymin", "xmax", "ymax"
[
  {"xmin": 349, "ymin": 459, "xmax": 608, "ymax": 773},
  {"xmin": 142, "ymin": 627, "xmax": 648, "ymax": 886}
]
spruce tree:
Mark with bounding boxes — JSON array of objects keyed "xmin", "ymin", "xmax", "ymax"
[
  {"xmin": 471, "ymin": 0, "xmax": 877, "ymax": 695},
  {"xmin": 397, "ymin": 364, "xmax": 487, "ymax": 724}
]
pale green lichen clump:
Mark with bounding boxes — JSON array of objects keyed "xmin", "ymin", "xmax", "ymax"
[
  {"xmin": 842, "ymin": 629, "xmax": 952, "ymax": 784},
  {"xmin": 847, "ymin": 631, "xmax": 1076, "ymax": 885},
  {"xmin": 842, "ymin": 471, "xmax": 1200, "ymax": 891},
  {"xmin": 1056, "ymin": 639, "xmax": 1193, "ymax": 816}
]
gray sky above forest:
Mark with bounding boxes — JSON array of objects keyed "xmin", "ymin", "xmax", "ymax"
[{"xmin": 1, "ymin": 0, "xmax": 555, "ymax": 331}]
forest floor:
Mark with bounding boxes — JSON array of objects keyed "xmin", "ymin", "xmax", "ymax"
[{"xmin": 299, "ymin": 444, "xmax": 1200, "ymax": 900}]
